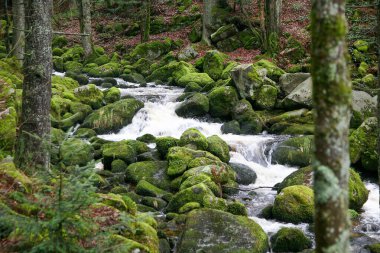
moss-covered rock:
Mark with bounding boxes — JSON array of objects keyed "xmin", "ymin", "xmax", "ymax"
[
  {"xmin": 221, "ymin": 61, "xmax": 239, "ymax": 80},
  {"xmin": 255, "ymin": 85, "xmax": 278, "ymax": 110},
  {"xmin": 82, "ymin": 98, "xmax": 143, "ymax": 134},
  {"xmin": 367, "ymin": 243, "xmax": 380, "ymax": 253},
  {"xmin": 61, "ymin": 45, "xmax": 84, "ymax": 62},
  {"xmin": 121, "ymin": 72, "xmax": 146, "ymax": 84},
  {"xmin": 203, "ymin": 50, "xmax": 227, "ymax": 80},
  {"xmin": 216, "ymin": 35, "xmax": 243, "ymax": 52},
  {"xmin": 272, "ymin": 136, "xmax": 313, "ymax": 167},
  {"xmin": 206, "ymin": 135, "xmax": 230, "ymax": 163},
  {"xmin": 210, "ymin": 25, "xmax": 238, "ymax": 43},
  {"xmin": 229, "ymin": 163, "xmax": 257, "ymax": 185},
  {"xmin": 60, "ymin": 138, "xmax": 94, "ymax": 166},
  {"xmin": 179, "ymin": 202, "xmax": 201, "ymax": 213},
  {"xmin": 175, "ymin": 93, "xmax": 209, "ymax": 118},
  {"xmin": 98, "ymin": 193, "xmax": 137, "ymax": 214},
  {"xmin": 177, "ymin": 72, "xmax": 214, "ymax": 88},
  {"xmin": 272, "ymin": 185, "xmax": 314, "ymax": 223},
  {"xmin": 271, "ymin": 227, "xmax": 312, "ymax": 252},
  {"xmin": 176, "ymin": 208, "xmax": 268, "ymax": 253},
  {"xmin": 0, "ymin": 161, "xmax": 32, "ymax": 193},
  {"xmin": 102, "ymin": 141, "xmax": 137, "ymax": 169},
  {"xmin": 111, "ymin": 159, "xmax": 127, "ymax": 173},
  {"xmin": 65, "ymin": 71, "xmax": 89, "ymax": 85},
  {"xmin": 0, "ymin": 107, "xmax": 17, "ymax": 156},
  {"xmin": 155, "ymin": 137, "xmax": 179, "ymax": 158},
  {"xmin": 74, "ymin": 84, "xmax": 104, "ymax": 109},
  {"xmin": 182, "ymin": 164, "xmax": 235, "ymax": 185},
  {"xmin": 136, "ymin": 180, "xmax": 172, "ymax": 201},
  {"xmin": 208, "ymin": 86, "xmax": 239, "ymax": 119},
  {"xmin": 104, "ymin": 87, "xmax": 121, "ymax": 104},
  {"xmin": 64, "ymin": 61, "xmax": 83, "ymax": 73},
  {"xmin": 179, "ymin": 128, "xmax": 208, "ymax": 150},
  {"xmin": 84, "ymin": 62, "xmax": 122, "ymax": 77},
  {"xmin": 166, "ymin": 183, "xmax": 215, "ymax": 212},
  {"xmin": 125, "ymin": 161, "xmax": 171, "ymax": 191},
  {"xmin": 179, "ymin": 173, "xmax": 221, "ymax": 196},
  {"xmin": 231, "ymin": 99, "xmax": 263, "ymax": 134},
  {"xmin": 106, "ymin": 234, "xmax": 150, "ymax": 253},
  {"xmin": 130, "ymin": 39, "xmax": 173, "ymax": 62},
  {"xmin": 52, "ymin": 35, "xmax": 68, "ymax": 48},
  {"xmin": 147, "ymin": 61, "xmax": 196, "ymax": 83},
  {"xmin": 353, "ymin": 40, "xmax": 369, "ymax": 52},
  {"xmin": 253, "ymin": 59, "xmax": 286, "ymax": 82},
  {"xmin": 166, "ymin": 147, "xmax": 220, "ymax": 177},
  {"xmin": 221, "ymin": 120, "xmax": 241, "ymax": 134}
]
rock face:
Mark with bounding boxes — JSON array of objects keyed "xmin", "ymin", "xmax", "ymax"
[
  {"xmin": 279, "ymin": 73, "xmax": 310, "ymax": 95},
  {"xmin": 82, "ymin": 98, "xmax": 143, "ymax": 134},
  {"xmin": 281, "ymin": 77, "xmax": 312, "ymax": 109},
  {"xmin": 176, "ymin": 208, "xmax": 268, "ymax": 253}
]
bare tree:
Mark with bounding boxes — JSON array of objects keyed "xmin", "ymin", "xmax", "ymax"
[
  {"xmin": 311, "ymin": 0, "xmax": 351, "ymax": 252},
  {"xmin": 76, "ymin": 0, "xmax": 93, "ymax": 57},
  {"xmin": 15, "ymin": 0, "xmax": 53, "ymax": 173},
  {"xmin": 12, "ymin": 0, "xmax": 25, "ymax": 64}
]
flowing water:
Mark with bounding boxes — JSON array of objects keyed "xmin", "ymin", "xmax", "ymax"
[{"xmin": 68, "ymin": 74, "xmax": 380, "ymax": 249}]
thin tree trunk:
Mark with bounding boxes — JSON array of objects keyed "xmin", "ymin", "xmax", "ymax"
[
  {"xmin": 4, "ymin": 0, "xmax": 11, "ymax": 53},
  {"xmin": 141, "ymin": 0, "xmax": 151, "ymax": 43},
  {"xmin": 311, "ymin": 0, "xmax": 351, "ymax": 252},
  {"xmin": 264, "ymin": 0, "xmax": 281, "ymax": 54},
  {"xmin": 202, "ymin": 0, "xmax": 217, "ymax": 46},
  {"xmin": 12, "ymin": 0, "xmax": 25, "ymax": 64},
  {"xmin": 377, "ymin": 0, "xmax": 380, "ymax": 201},
  {"xmin": 15, "ymin": 0, "xmax": 53, "ymax": 173},
  {"xmin": 76, "ymin": 0, "xmax": 92, "ymax": 57}
]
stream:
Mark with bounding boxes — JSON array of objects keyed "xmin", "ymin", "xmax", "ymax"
[{"xmin": 69, "ymin": 74, "xmax": 379, "ymax": 250}]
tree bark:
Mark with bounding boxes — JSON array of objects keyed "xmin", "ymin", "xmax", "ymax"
[
  {"xmin": 141, "ymin": 0, "xmax": 151, "ymax": 43},
  {"xmin": 377, "ymin": 0, "xmax": 380, "ymax": 195},
  {"xmin": 311, "ymin": 0, "xmax": 351, "ymax": 252},
  {"xmin": 12, "ymin": 0, "xmax": 25, "ymax": 64},
  {"xmin": 202, "ymin": 0, "xmax": 218, "ymax": 46},
  {"xmin": 76, "ymin": 0, "xmax": 92, "ymax": 57},
  {"xmin": 15, "ymin": 0, "xmax": 53, "ymax": 173},
  {"xmin": 264, "ymin": 0, "xmax": 281, "ymax": 54}
]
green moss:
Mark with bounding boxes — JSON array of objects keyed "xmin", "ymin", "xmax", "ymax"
[
  {"xmin": 179, "ymin": 202, "xmax": 201, "ymax": 213},
  {"xmin": 61, "ymin": 45, "xmax": 84, "ymax": 62},
  {"xmin": 64, "ymin": 61, "xmax": 83, "ymax": 73},
  {"xmin": 52, "ymin": 35, "xmax": 68, "ymax": 48},
  {"xmin": 348, "ymin": 169, "xmax": 369, "ymax": 211},
  {"xmin": 362, "ymin": 74, "xmax": 375, "ymax": 88},
  {"xmin": 130, "ymin": 39, "xmax": 173, "ymax": 62},
  {"xmin": 180, "ymin": 173, "xmax": 220, "ymax": 196},
  {"xmin": 111, "ymin": 159, "xmax": 127, "ymax": 173},
  {"xmin": 216, "ymin": 35, "xmax": 243, "ymax": 52},
  {"xmin": 255, "ymin": 85, "xmax": 278, "ymax": 109},
  {"xmin": 107, "ymin": 234, "xmax": 150, "ymax": 252},
  {"xmin": 166, "ymin": 183, "xmax": 215, "ymax": 212},
  {"xmin": 60, "ymin": 138, "xmax": 94, "ymax": 166},
  {"xmin": 0, "ymin": 162, "xmax": 32, "ymax": 193},
  {"xmin": 52, "ymin": 75, "xmax": 80, "ymax": 91},
  {"xmin": 177, "ymin": 72, "xmax": 214, "ymax": 88},
  {"xmin": 272, "ymin": 136, "xmax": 313, "ymax": 167},
  {"xmin": 203, "ymin": 50, "xmax": 227, "ymax": 80},
  {"xmin": 99, "ymin": 193, "xmax": 137, "ymax": 214},
  {"xmin": 238, "ymin": 29, "xmax": 261, "ymax": 50},
  {"xmin": 182, "ymin": 164, "xmax": 234, "ymax": 185},
  {"xmin": 208, "ymin": 86, "xmax": 239, "ymax": 119},
  {"xmin": 358, "ymin": 61, "xmax": 369, "ymax": 77},
  {"xmin": 125, "ymin": 161, "xmax": 171, "ymax": 191},
  {"xmin": 179, "ymin": 128, "xmax": 208, "ymax": 150},
  {"xmin": 147, "ymin": 61, "xmax": 196, "ymax": 83},
  {"xmin": 0, "ymin": 107, "xmax": 16, "ymax": 154},
  {"xmin": 272, "ymin": 185, "xmax": 314, "ymax": 223},
  {"xmin": 367, "ymin": 243, "xmax": 380, "ymax": 253},
  {"xmin": 271, "ymin": 227, "xmax": 312, "ymax": 252},
  {"xmin": 227, "ymin": 201, "xmax": 248, "ymax": 216},
  {"xmin": 175, "ymin": 93, "xmax": 209, "ymax": 118},
  {"xmin": 75, "ymin": 84, "xmax": 104, "ymax": 109},
  {"xmin": 136, "ymin": 180, "xmax": 172, "ymax": 201},
  {"xmin": 104, "ymin": 87, "xmax": 121, "ymax": 104},
  {"xmin": 353, "ymin": 40, "xmax": 369, "ymax": 52},
  {"xmin": 206, "ymin": 135, "xmax": 230, "ymax": 163},
  {"xmin": 82, "ymin": 98, "xmax": 144, "ymax": 134},
  {"xmin": 221, "ymin": 61, "xmax": 238, "ymax": 80},
  {"xmin": 253, "ymin": 59, "xmax": 285, "ymax": 82},
  {"xmin": 155, "ymin": 137, "xmax": 179, "ymax": 158},
  {"xmin": 102, "ymin": 141, "xmax": 136, "ymax": 169}
]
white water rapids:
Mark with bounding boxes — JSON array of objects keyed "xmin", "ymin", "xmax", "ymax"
[{"xmin": 95, "ymin": 79, "xmax": 380, "ymax": 245}]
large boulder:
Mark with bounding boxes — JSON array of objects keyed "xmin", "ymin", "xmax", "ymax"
[
  {"xmin": 125, "ymin": 161, "xmax": 171, "ymax": 191},
  {"xmin": 229, "ymin": 163, "xmax": 257, "ymax": 185},
  {"xmin": 147, "ymin": 61, "xmax": 196, "ymax": 83},
  {"xmin": 206, "ymin": 135, "xmax": 230, "ymax": 163},
  {"xmin": 351, "ymin": 90, "xmax": 377, "ymax": 127},
  {"xmin": 130, "ymin": 39, "xmax": 172, "ymax": 62},
  {"xmin": 203, "ymin": 50, "xmax": 227, "ymax": 80},
  {"xmin": 82, "ymin": 98, "xmax": 143, "ymax": 134},
  {"xmin": 60, "ymin": 138, "xmax": 94, "ymax": 166},
  {"xmin": 232, "ymin": 99, "xmax": 263, "ymax": 134},
  {"xmin": 349, "ymin": 117, "xmax": 378, "ymax": 174},
  {"xmin": 255, "ymin": 85, "xmax": 278, "ymax": 110},
  {"xmin": 208, "ymin": 86, "xmax": 239, "ymax": 119},
  {"xmin": 277, "ymin": 166, "xmax": 369, "ymax": 211},
  {"xmin": 102, "ymin": 141, "xmax": 138, "ymax": 169},
  {"xmin": 271, "ymin": 227, "xmax": 312, "ymax": 252},
  {"xmin": 179, "ymin": 128, "xmax": 208, "ymax": 150},
  {"xmin": 272, "ymin": 185, "xmax": 314, "ymax": 223},
  {"xmin": 176, "ymin": 208, "xmax": 268, "ymax": 253},
  {"xmin": 271, "ymin": 136, "xmax": 313, "ymax": 167},
  {"xmin": 279, "ymin": 73, "xmax": 310, "ymax": 96},
  {"xmin": 253, "ymin": 60, "xmax": 286, "ymax": 82},
  {"xmin": 281, "ymin": 77, "xmax": 312, "ymax": 109},
  {"xmin": 74, "ymin": 84, "xmax": 104, "ymax": 109},
  {"xmin": 155, "ymin": 137, "xmax": 179, "ymax": 159},
  {"xmin": 230, "ymin": 64, "xmax": 267, "ymax": 99},
  {"xmin": 210, "ymin": 25, "xmax": 239, "ymax": 43},
  {"xmin": 175, "ymin": 93, "xmax": 209, "ymax": 118},
  {"xmin": 177, "ymin": 73, "xmax": 214, "ymax": 88}
]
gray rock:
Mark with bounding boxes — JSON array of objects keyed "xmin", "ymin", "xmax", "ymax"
[
  {"xmin": 229, "ymin": 163, "xmax": 257, "ymax": 185},
  {"xmin": 231, "ymin": 64, "xmax": 266, "ymax": 99},
  {"xmin": 178, "ymin": 45, "xmax": 199, "ymax": 61},
  {"xmin": 211, "ymin": 24, "xmax": 239, "ymax": 43},
  {"xmin": 175, "ymin": 93, "xmax": 209, "ymax": 118},
  {"xmin": 281, "ymin": 77, "xmax": 312, "ymax": 109},
  {"xmin": 351, "ymin": 90, "xmax": 377, "ymax": 127},
  {"xmin": 279, "ymin": 73, "xmax": 310, "ymax": 95}
]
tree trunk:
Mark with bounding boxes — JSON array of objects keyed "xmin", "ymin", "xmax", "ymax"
[
  {"xmin": 12, "ymin": 0, "xmax": 25, "ymax": 64},
  {"xmin": 15, "ymin": 0, "xmax": 53, "ymax": 173},
  {"xmin": 264, "ymin": 0, "xmax": 281, "ymax": 54},
  {"xmin": 377, "ymin": 0, "xmax": 380, "ymax": 191},
  {"xmin": 76, "ymin": 0, "xmax": 92, "ymax": 57},
  {"xmin": 202, "ymin": 0, "xmax": 217, "ymax": 46},
  {"xmin": 141, "ymin": 0, "xmax": 151, "ymax": 43},
  {"xmin": 4, "ymin": 0, "xmax": 11, "ymax": 53},
  {"xmin": 311, "ymin": 0, "xmax": 351, "ymax": 252}
]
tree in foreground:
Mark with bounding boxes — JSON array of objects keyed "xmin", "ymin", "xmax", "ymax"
[
  {"xmin": 377, "ymin": 0, "xmax": 380, "ymax": 192},
  {"xmin": 311, "ymin": 0, "xmax": 352, "ymax": 252},
  {"xmin": 76, "ymin": 0, "xmax": 93, "ymax": 57},
  {"xmin": 15, "ymin": 0, "xmax": 53, "ymax": 173}
]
